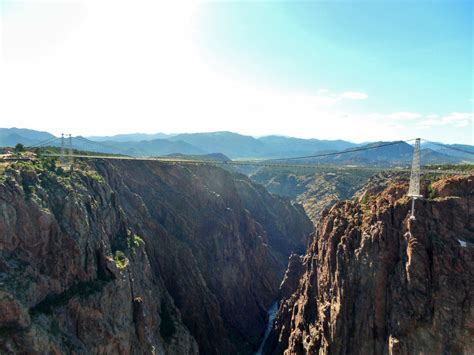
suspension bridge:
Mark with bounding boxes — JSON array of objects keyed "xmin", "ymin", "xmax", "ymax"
[
  {"xmin": 3, "ymin": 134, "xmax": 473, "ymax": 219},
  {"xmin": 18, "ymin": 135, "xmax": 472, "ymax": 170}
]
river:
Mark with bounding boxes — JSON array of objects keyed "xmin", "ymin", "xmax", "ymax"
[{"xmin": 255, "ymin": 302, "xmax": 279, "ymax": 354}]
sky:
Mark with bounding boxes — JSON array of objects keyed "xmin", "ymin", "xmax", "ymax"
[{"xmin": 0, "ymin": 0, "xmax": 472, "ymax": 144}]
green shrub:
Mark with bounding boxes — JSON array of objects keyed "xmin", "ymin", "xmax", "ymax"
[
  {"xmin": 86, "ymin": 170, "xmax": 104, "ymax": 183},
  {"xmin": 128, "ymin": 233, "xmax": 145, "ymax": 250},
  {"xmin": 14, "ymin": 143, "xmax": 25, "ymax": 153},
  {"xmin": 113, "ymin": 251, "xmax": 129, "ymax": 269},
  {"xmin": 427, "ymin": 184, "xmax": 437, "ymax": 199}
]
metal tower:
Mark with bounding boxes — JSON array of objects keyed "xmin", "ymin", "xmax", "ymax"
[
  {"xmin": 407, "ymin": 138, "xmax": 423, "ymax": 219},
  {"xmin": 68, "ymin": 134, "xmax": 74, "ymax": 170},
  {"xmin": 60, "ymin": 133, "xmax": 66, "ymax": 166}
]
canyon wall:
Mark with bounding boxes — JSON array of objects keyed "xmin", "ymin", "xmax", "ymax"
[
  {"xmin": 265, "ymin": 175, "xmax": 474, "ymax": 354},
  {"xmin": 0, "ymin": 159, "xmax": 312, "ymax": 354}
]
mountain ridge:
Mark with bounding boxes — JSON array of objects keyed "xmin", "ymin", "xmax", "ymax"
[{"xmin": 0, "ymin": 128, "xmax": 471, "ymax": 163}]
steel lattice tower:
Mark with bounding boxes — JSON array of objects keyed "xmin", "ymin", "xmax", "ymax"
[
  {"xmin": 60, "ymin": 133, "xmax": 66, "ymax": 166},
  {"xmin": 407, "ymin": 138, "xmax": 423, "ymax": 219},
  {"xmin": 68, "ymin": 134, "xmax": 74, "ymax": 170}
]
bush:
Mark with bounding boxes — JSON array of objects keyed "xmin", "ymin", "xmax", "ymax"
[
  {"xmin": 427, "ymin": 184, "xmax": 437, "ymax": 199},
  {"xmin": 113, "ymin": 251, "xmax": 129, "ymax": 269},
  {"xmin": 14, "ymin": 143, "xmax": 25, "ymax": 153},
  {"xmin": 128, "ymin": 233, "xmax": 145, "ymax": 251}
]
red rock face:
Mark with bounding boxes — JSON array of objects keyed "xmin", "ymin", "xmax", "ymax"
[
  {"xmin": 94, "ymin": 161, "xmax": 313, "ymax": 354},
  {"xmin": 0, "ymin": 163, "xmax": 198, "ymax": 354},
  {"xmin": 265, "ymin": 175, "xmax": 474, "ymax": 354},
  {"xmin": 0, "ymin": 160, "xmax": 312, "ymax": 354}
]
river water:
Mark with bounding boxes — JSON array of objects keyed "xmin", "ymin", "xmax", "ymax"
[{"xmin": 255, "ymin": 302, "xmax": 279, "ymax": 355}]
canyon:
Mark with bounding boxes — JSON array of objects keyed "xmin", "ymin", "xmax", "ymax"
[
  {"xmin": 0, "ymin": 159, "xmax": 312, "ymax": 354},
  {"xmin": 264, "ymin": 174, "xmax": 474, "ymax": 354},
  {"xmin": 1, "ymin": 156, "xmax": 472, "ymax": 354}
]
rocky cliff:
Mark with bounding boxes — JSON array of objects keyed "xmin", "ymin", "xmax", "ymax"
[
  {"xmin": 265, "ymin": 174, "xmax": 474, "ymax": 354},
  {"xmin": 0, "ymin": 158, "xmax": 312, "ymax": 354}
]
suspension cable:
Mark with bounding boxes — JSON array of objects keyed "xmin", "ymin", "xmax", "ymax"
[
  {"xmin": 421, "ymin": 139, "xmax": 474, "ymax": 156},
  {"xmin": 26, "ymin": 136, "xmax": 61, "ymax": 148},
  {"xmin": 266, "ymin": 139, "xmax": 418, "ymax": 162}
]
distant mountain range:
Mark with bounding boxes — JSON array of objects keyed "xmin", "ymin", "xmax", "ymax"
[
  {"xmin": 0, "ymin": 127, "xmax": 472, "ymax": 165},
  {"xmin": 287, "ymin": 141, "xmax": 464, "ymax": 166},
  {"xmin": 0, "ymin": 128, "xmax": 55, "ymax": 147},
  {"xmin": 87, "ymin": 132, "xmax": 173, "ymax": 142},
  {"xmin": 421, "ymin": 142, "xmax": 474, "ymax": 160}
]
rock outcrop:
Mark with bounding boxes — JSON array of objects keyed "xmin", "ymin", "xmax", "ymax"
[
  {"xmin": 265, "ymin": 174, "xmax": 474, "ymax": 354},
  {"xmin": 0, "ymin": 159, "xmax": 312, "ymax": 354}
]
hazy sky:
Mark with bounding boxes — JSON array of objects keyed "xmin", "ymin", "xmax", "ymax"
[{"xmin": 0, "ymin": 0, "xmax": 472, "ymax": 143}]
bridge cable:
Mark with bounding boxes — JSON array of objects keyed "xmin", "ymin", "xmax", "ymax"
[
  {"xmin": 265, "ymin": 139, "xmax": 418, "ymax": 162},
  {"xmin": 26, "ymin": 136, "xmax": 62, "ymax": 149},
  {"xmin": 73, "ymin": 136, "xmax": 145, "ymax": 156},
  {"xmin": 421, "ymin": 139, "xmax": 474, "ymax": 156}
]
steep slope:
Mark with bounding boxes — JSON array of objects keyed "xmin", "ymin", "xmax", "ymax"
[
  {"xmin": 94, "ymin": 160, "xmax": 313, "ymax": 353},
  {"xmin": 265, "ymin": 175, "xmax": 474, "ymax": 354},
  {"xmin": 0, "ymin": 158, "xmax": 312, "ymax": 354},
  {"xmin": 0, "ymin": 161, "xmax": 197, "ymax": 354}
]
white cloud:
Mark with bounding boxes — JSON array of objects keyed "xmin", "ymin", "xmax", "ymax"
[
  {"xmin": 387, "ymin": 112, "xmax": 422, "ymax": 120},
  {"xmin": 340, "ymin": 91, "xmax": 368, "ymax": 100},
  {"xmin": 417, "ymin": 112, "xmax": 473, "ymax": 128},
  {"xmin": 367, "ymin": 112, "xmax": 422, "ymax": 121},
  {"xmin": 367, "ymin": 111, "xmax": 472, "ymax": 130}
]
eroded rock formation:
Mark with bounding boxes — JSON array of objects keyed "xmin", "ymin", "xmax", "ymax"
[
  {"xmin": 0, "ymin": 159, "xmax": 312, "ymax": 354},
  {"xmin": 265, "ymin": 175, "xmax": 474, "ymax": 354}
]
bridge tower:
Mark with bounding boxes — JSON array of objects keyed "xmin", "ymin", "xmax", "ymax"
[
  {"xmin": 68, "ymin": 134, "xmax": 74, "ymax": 170},
  {"xmin": 60, "ymin": 133, "xmax": 66, "ymax": 166},
  {"xmin": 407, "ymin": 138, "xmax": 423, "ymax": 219}
]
